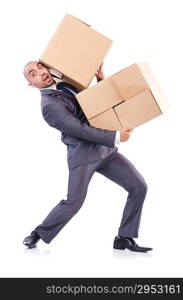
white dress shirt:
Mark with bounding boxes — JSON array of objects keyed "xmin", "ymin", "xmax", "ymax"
[
  {"xmin": 115, "ymin": 130, "xmax": 120, "ymax": 145},
  {"xmin": 40, "ymin": 76, "xmax": 120, "ymax": 146}
]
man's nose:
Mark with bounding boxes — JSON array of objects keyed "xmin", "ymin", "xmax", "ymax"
[{"xmin": 39, "ymin": 69, "xmax": 45, "ymax": 75}]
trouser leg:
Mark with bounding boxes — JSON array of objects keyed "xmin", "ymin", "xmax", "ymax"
[
  {"xmin": 96, "ymin": 152, "xmax": 148, "ymax": 238},
  {"xmin": 35, "ymin": 164, "xmax": 96, "ymax": 243}
]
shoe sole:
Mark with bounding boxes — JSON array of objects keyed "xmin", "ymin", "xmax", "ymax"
[
  {"xmin": 23, "ymin": 242, "xmax": 37, "ymax": 249},
  {"xmin": 113, "ymin": 245, "xmax": 147, "ymax": 253}
]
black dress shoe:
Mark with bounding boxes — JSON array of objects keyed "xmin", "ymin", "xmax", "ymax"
[
  {"xmin": 113, "ymin": 236, "xmax": 153, "ymax": 253},
  {"xmin": 23, "ymin": 230, "xmax": 40, "ymax": 249}
]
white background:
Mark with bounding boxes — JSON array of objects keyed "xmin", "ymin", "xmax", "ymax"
[{"xmin": 0, "ymin": 0, "xmax": 183, "ymax": 277}]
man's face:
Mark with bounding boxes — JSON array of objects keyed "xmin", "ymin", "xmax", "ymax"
[{"xmin": 25, "ymin": 61, "xmax": 55, "ymax": 88}]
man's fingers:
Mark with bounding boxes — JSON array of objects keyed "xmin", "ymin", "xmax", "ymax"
[{"xmin": 125, "ymin": 127, "xmax": 133, "ymax": 132}]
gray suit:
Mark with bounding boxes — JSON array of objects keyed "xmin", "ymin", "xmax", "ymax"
[
  {"xmin": 40, "ymin": 88, "xmax": 118, "ymax": 169},
  {"xmin": 35, "ymin": 88, "xmax": 148, "ymax": 243}
]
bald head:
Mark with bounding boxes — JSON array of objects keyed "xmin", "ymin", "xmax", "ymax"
[
  {"xmin": 23, "ymin": 61, "xmax": 37, "ymax": 81},
  {"xmin": 23, "ymin": 60, "xmax": 55, "ymax": 88}
]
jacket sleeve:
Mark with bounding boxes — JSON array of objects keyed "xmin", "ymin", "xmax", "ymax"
[{"xmin": 42, "ymin": 103, "xmax": 116, "ymax": 147}]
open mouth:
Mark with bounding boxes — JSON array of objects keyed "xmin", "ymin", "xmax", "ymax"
[{"xmin": 43, "ymin": 74, "xmax": 50, "ymax": 82}]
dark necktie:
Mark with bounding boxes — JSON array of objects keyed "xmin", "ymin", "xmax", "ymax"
[
  {"xmin": 56, "ymin": 81, "xmax": 79, "ymax": 96},
  {"xmin": 56, "ymin": 81, "xmax": 88, "ymax": 123}
]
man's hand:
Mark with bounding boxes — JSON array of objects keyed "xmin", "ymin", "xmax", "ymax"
[
  {"xmin": 120, "ymin": 128, "xmax": 133, "ymax": 142},
  {"xmin": 95, "ymin": 63, "xmax": 105, "ymax": 82}
]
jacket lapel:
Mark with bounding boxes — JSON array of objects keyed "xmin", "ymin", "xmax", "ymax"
[
  {"xmin": 40, "ymin": 88, "xmax": 76, "ymax": 100},
  {"xmin": 40, "ymin": 88, "xmax": 79, "ymax": 115}
]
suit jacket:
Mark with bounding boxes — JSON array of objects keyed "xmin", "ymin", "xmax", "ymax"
[{"xmin": 40, "ymin": 88, "xmax": 118, "ymax": 169}]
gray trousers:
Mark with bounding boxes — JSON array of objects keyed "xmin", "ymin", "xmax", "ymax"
[{"xmin": 35, "ymin": 151, "xmax": 148, "ymax": 244}]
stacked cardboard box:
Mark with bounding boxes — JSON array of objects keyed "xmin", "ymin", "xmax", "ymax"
[
  {"xmin": 39, "ymin": 14, "xmax": 112, "ymax": 91},
  {"xmin": 39, "ymin": 14, "xmax": 169, "ymax": 131},
  {"xmin": 76, "ymin": 62, "xmax": 169, "ymax": 130}
]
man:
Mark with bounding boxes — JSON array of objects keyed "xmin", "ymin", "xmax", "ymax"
[{"xmin": 23, "ymin": 61, "xmax": 152, "ymax": 253}]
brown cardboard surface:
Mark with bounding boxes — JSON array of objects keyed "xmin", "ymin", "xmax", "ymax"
[
  {"xmin": 112, "ymin": 62, "xmax": 169, "ymax": 113},
  {"xmin": 39, "ymin": 14, "xmax": 112, "ymax": 90},
  {"xmin": 76, "ymin": 77, "xmax": 123, "ymax": 119},
  {"xmin": 89, "ymin": 108, "xmax": 123, "ymax": 131},
  {"xmin": 114, "ymin": 90, "xmax": 162, "ymax": 129},
  {"xmin": 111, "ymin": 63, "xmax": 149, "ymax": 100},
  {"xmin": 76, "ymin": 61, "xmax": 169, "ymax": 128},
  {"xmin": 138, "ymin": 62, "xmax": 170, "ymax": 112}
]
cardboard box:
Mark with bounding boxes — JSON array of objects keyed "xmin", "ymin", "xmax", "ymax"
[
  {"xmin": 76, "ymin": 62, "xmax": 169, "ymax": 130},
  {"xmin": 89, "ymin": 108, "xmax": 123, "ymax": 131},
  {"xmin": 39, "ymin": 14, "xmax": 112, "ymax": 91},
  {"xmin": 114, "ymin": 90, "xmax": 162, "ymax": 129},
  {"xmin": 76, "ymin": 77, "xmax": 122, "ymax": 119}
]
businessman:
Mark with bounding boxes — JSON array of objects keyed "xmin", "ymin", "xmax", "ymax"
[{"xmin": 23, "ymin": 61, "xmax": 152, "ymax": 252}]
